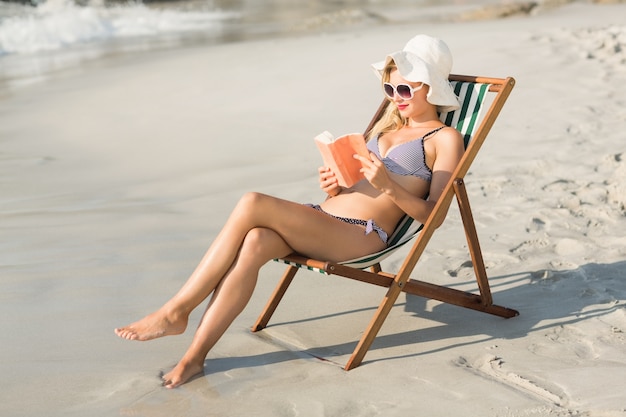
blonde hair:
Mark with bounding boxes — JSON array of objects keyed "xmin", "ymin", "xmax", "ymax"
[{"xmin": 366, "ymin": 61, "xmax": 406, "ymax": 141}]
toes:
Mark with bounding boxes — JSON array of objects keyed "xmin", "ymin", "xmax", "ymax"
[
  {"xmin": 161, "ymin": 375, "xmax": 179, "ymax": 389},
  {"xmin": 114, "ymin": 328, "xmax": 138, "ymax": 340}
]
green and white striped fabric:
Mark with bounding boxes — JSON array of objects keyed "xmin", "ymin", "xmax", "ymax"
[
  {"xmin": 277, "ymin": 81, "xmax": 491, "ymax": 273},
  {"xmin": 444, "ymin": 81, "xmax": 490, "ymax": 147}
]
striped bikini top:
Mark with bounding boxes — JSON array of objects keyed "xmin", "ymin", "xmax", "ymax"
[{"xmin": 366, "ymin": 126, "xmax": 444, "ymax": 182}]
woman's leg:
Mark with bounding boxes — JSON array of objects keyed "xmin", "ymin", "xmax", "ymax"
[
  {"xmin": 161, "ymin": 227, "xmax": 291, "ymax": 388},
  {"xmin": 115, "ymin": 192, "xmax": 385, "ymax": 341}
]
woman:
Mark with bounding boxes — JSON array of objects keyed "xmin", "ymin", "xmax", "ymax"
[{"xmin": 115, "ymin": 34, "xmax": 464, "ymax": 388}]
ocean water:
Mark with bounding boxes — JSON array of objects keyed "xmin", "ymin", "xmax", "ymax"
[{"xmin": 0, "ymin": 0, "xmax": 513, "ymax": 89}]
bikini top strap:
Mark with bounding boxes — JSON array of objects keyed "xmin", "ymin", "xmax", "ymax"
[{"xmin": 422, "ymin": 126, "xmax": 446, "ymax": 140}]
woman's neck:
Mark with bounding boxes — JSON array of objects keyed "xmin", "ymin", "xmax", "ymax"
[
  {"xmin": 404, "ymin": 110, "xmax": 441, "ymax": 128},
  {"xmin": 404, "ymin": 119, "xmax": 442, "ymax": 129}
]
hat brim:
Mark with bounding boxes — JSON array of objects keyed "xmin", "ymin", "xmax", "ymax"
[{"xmin": 372, "ymin": 52, "xmax": 460, "ymax": 113}]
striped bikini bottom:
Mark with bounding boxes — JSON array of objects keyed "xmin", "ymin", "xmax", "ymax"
[{"xmin": 304, "ymin": 204, "xmax": 388, "ymax": 245}]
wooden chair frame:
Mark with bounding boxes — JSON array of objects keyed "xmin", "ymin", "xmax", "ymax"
[{"xmin": 252, "ymin": 75, "xmax": 519, "ymax": 370}]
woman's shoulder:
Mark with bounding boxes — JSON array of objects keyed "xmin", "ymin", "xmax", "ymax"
[
  {"xmin": 427, "ymin": 125, "xmax": 464, "ymax": 160},
  {"xmin": 434, "ymin": 125, "xmax": 463, "ymax": 144}
]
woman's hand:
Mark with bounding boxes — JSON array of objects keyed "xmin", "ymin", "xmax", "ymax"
[
  {"xmin": 355, "ymin": 153, "xmax": 395, "ymax": 195},
  {"xmin": 318, "ymin": 166, "xmax": 342, "ymax": 197}
]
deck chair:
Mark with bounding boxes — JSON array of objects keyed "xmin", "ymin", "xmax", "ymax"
[{"xmin": 252, "ymin": 75, "xmax": 519, "ymax": 370}]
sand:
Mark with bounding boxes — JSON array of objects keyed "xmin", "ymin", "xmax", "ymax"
[{"xmin": 1, "ymin": 2, "xmax": 626, "ymax": 416}]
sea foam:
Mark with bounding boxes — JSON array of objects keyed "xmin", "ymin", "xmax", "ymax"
[{"xmin": 0, "ymin": 0, "xmax": 237, "ymax": 55}]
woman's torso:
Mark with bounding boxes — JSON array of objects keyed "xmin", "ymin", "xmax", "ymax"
[{"xmin": 319, "ymin": 127, "xmax": 440, "ymax": 235}]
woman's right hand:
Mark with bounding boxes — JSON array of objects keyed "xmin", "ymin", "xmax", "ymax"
[{"xmin": 318, "ymin": 166, "xmax": 342, "ymax": 197}]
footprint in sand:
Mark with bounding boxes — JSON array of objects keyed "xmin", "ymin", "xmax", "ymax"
[
  {"xmin": 509, "ymin": 238, "xmax": 550, "ymax": 258},
  {"xmin": 525, "ymin": 217, "xmax": 547, "ymax": 233},
  {"xmin": 529, "ymin": 325, "xmax": 599, "ymax": 364},
  {"xmin": 455, "ymin": 354, "xmax": 568, "ymax": 407},
  {"xmin": 446, "ymin": 260, "xmax": 473, "ymax": 277},
  {"xmin": 605, "ymin": 152, "xmax": 626, "ymax": 213}
]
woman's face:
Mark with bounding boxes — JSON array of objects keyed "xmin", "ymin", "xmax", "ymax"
[{"xmin": 387, "ymin": 69, "xmax": 430, "ymax": 118}]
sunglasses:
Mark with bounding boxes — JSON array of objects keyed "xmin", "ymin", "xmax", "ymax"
[{"xmin": 383, "ymin": 82, "xmax": 424, "ymax": 100}]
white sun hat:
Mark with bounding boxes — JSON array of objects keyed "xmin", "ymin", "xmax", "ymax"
[{"xmin": 372, "ymin": 34, "xmax": 460, "ymax": 113}]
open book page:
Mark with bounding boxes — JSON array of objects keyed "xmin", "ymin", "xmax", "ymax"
[{"xmin": 314, "ymin": 131, "xmax": 370, "ymax": 188}]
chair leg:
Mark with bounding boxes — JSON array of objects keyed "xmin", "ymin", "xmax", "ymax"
[
  {"xmin": 345, "ymin": 282, "xmax": 404, "ymax": 370},
  {"xmin": 251, "ymin": 265, "xmax": 299, "ymax": 332},
  {"xmin": 453, "ymin": 179, "xmax": 493, "ymax": 306}
]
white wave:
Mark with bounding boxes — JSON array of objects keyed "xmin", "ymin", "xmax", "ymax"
[{"xmin": 0, "ymin": 0, "xmax": 238, "ymax": 55}]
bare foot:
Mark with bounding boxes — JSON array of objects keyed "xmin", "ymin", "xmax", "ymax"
[
  {"xmin": 161, "ymin": 360, "xmax": 205, "ymax": 389},
  {"xmin": 114, "ymin": 309, "xmax": 187, "ymax": 341}
]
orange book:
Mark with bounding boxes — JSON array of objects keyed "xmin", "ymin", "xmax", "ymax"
[{"xmin": 314, "ymin": 131, "xmax": 370, "ymax": 188}]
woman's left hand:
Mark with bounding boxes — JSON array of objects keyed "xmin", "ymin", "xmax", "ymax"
[{"xmin": 354, "ymin": 152, "xmax": 394, "ymax": 194}]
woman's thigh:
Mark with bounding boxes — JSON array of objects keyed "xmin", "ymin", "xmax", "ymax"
[{"xmin": 242, "ymin": 193, "xmax": 386, "ymax": 262}]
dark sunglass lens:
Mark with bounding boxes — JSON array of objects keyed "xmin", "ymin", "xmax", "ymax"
[
  {"xmin": 383, "ymin": 83, "xmax": 395, "ymax": 98},
  {"xmin": 397, "ymin": 84, "xmax": 412, "ymax": 99}
]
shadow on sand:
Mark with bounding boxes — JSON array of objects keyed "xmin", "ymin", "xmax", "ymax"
[{"xmin": 229, "ymin": 259, "xmax": 626, "ymax": 367}]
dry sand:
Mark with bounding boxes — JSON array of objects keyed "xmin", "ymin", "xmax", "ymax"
[{"xmin": 1, "ymin": 2, "xmax": 626, "ymax": 416}]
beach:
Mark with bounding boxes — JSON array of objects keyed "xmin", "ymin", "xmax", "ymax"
[{"xmin": 1, "ymin": 1, "xmax": 626, "ymax": 416}]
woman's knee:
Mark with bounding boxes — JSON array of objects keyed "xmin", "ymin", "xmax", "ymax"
[
  {"xmin": 240, "ymin": 227, "xmax": 288, "ymax": 262},
  {"xmin": 232, "ymin": 192, "xmax": 286, "ymax": 227},
  {"xmin": 236, "ymin": 192, "xmax": 269, "ymax": 212}
]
